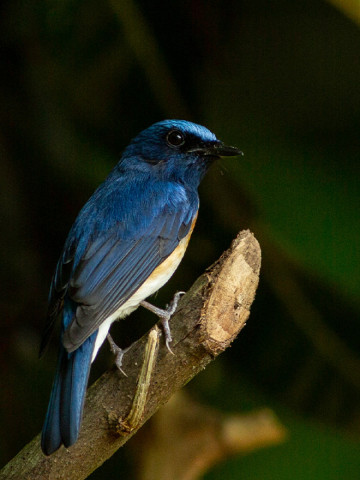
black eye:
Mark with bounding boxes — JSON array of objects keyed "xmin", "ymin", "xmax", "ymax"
[{"xmin": 166, "ymin": 129, "xmax": 185, "ymax": 147}]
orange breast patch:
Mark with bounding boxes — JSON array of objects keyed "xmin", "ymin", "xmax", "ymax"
[{"xmin": 146, "ymin": 211, "xmax": 198, "ymax": 283}]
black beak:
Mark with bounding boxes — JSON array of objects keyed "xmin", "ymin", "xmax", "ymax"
[
  {"xmin": 189, "ymin": 141, "xmax": 243, "ymax": 157},
  {"xmin": 207, "ymin": 142, "xmax": 243, "ymax": 157}
]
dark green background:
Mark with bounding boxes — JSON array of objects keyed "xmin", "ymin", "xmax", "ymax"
[{"xmin": 1, "ymin": 0, "xmax": 359, "ymax": 478}]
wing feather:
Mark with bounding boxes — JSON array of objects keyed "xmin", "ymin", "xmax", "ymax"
[
  {"xmin": 40, "ymin": 177, "xmax": 199, "ymax": 356},
  {"xmin": 62, "ymin": 203, "xmax": 196, "ymax": 351}
]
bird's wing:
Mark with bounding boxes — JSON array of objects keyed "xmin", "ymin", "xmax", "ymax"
[{"xmin": 59, "ymin": 202, "xmax": 196, "ymax": 352}]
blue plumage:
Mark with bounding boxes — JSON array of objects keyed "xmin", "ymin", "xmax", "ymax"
[
  {"xmin": 41, "ymin": 301, "xmax": 97, "ymax": 454},
  {"xmin": 40, "ymin": 119, "xmax": 241, "ymax": 455}
]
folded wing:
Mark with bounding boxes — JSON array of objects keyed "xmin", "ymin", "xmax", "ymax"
[{"xmin": 45, "ymin": 201, "xmax": 196, "ymax": 353}]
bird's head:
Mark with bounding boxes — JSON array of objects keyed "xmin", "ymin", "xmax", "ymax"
[{"xmin": 121, "ymin": 120, "xmax": 242, "ymax": 187}]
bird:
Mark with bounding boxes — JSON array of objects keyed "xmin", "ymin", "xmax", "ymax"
[{"xmin": 40, "ymin": 119, "xmax": 242, "ymax": 455}]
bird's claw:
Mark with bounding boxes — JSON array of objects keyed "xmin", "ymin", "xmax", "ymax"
[
  {"xmin": 107, "ymin": 333, "xmax": 132, "ymax": 376},
  {"xmin": 166, "ymin": 291, "xmax": 186, "ymax": 316},
  {"xmin": 140, "ymin": 290, "xmax": 185, "ymax": 354}
]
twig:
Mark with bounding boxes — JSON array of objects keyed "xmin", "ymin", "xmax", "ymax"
[{"xmin": 118, "ymin": 327, "xmax": 161, "ymax": 434}]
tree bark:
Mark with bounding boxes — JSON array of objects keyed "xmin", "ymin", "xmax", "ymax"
[{"xmin": 0, "ymin": 230, "xmax": 261, "ymax": 480}]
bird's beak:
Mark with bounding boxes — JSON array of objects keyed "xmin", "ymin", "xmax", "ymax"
[
  {"xmin": 189, "ymin": 141, "xmax": 243, "ymax": 157},
  {"xmin": 208, "ymin": 142, "xmax": 243, "ymax": 157}
]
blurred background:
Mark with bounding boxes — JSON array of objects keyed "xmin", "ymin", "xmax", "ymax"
[{"xmin": 1, "ymin": 0, "xmax": 359, "ymax": 478}]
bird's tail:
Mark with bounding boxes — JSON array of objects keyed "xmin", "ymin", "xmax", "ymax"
[{"xmin": 41, "ymin": 327, "xmax": 97, "ymax": 456}]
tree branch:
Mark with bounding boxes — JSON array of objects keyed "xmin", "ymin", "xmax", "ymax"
[{"xmin": 0, "ymin": 230, "xmax": 261, "ymax": 480}]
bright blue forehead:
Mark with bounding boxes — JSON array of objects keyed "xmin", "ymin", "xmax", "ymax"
[
  {"xmin": 134, "ymin": 119, "xmax": 218, "ymax": 144},
  {"xmin": 152, "ymin": 119, "xmax": 218, "ymax": 142}
]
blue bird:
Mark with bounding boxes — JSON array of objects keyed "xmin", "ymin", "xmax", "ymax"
[{"xmin": 40, "ymin": 119, "xmax": 242, "ymax": 455}]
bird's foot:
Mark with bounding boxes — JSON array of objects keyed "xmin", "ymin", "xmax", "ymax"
[
  {"xmin": 140, "ymin": 291, "xmax": 185, "ymax": 354},
  {"xmin": 107, "ymin": 333, "xmax": 132, "ymax": 376}
]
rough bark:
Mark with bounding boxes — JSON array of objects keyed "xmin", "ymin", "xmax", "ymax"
[{"xmin": 0, "ymin": 230, "xmax": 261, "ymax": 480}]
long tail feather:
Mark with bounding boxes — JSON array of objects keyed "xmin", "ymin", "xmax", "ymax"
[{"xmin": 41, "ymin": 331, "xmax": 97, "ymax": 455}]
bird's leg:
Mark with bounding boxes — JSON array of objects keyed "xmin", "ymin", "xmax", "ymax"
[
  {"xmin": 140, "ymin": 291, "xmax": 185, "ymax": 354},
  {"xmin": 107, "ymin": 333, "xmax": 132, "ymax": 377}
]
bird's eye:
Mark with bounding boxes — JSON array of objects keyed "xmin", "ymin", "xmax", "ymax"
[{"xmin": 166, "ymin": 129, "xmax": 185, "ymax": 147}]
